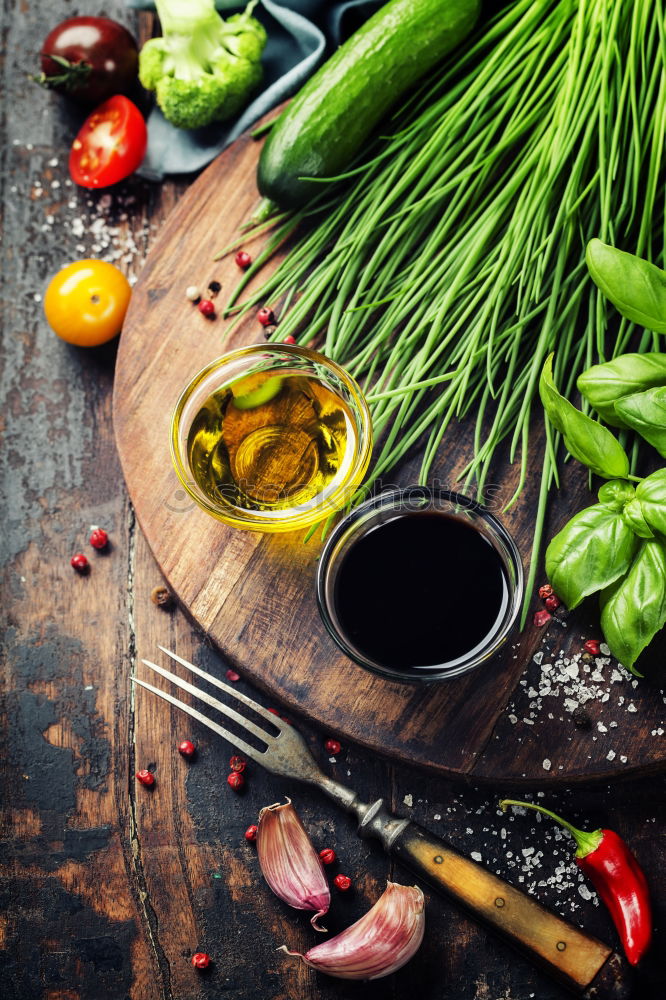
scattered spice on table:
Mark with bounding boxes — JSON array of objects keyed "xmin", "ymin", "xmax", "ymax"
[
  {"xmin": 191, "ymin": 952, "xmax": 211, "ymax": 970},
  {"xmin": 197, "ymin": 298, "xmax": 215, "ymax": 318},
  {"xmin": 257, "ymin": 306, "xmax": 275, "ymax": 327},
  {"xmin": 178, "ymin": 739, "xmax": 196, "ymax": 759},
  {"xmin": 150, "ymin": 585, "xmax": 174, "ymax": 609},
  {"xmin": 89, "ymin": 527, "xmax": 108, "ymax": 549}
]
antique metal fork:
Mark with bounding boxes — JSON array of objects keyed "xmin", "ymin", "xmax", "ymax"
[{"xmin": 132, "ymin": 647, "xmax": 631, "ymax": 999}]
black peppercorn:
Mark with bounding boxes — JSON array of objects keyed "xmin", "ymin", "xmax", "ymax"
[{"xmin": 572, "ymin": 706, "xmax": 592, "ymax": 729}]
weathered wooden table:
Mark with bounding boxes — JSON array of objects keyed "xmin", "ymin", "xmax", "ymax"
[{"xmin": 1, "ymin": 3, "xmax": 664, "ymax": 998}]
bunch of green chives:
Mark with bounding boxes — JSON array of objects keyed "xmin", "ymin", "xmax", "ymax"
[{"xmin": 223, "ymin": 0, "xmax": 666, "ymax": 621}]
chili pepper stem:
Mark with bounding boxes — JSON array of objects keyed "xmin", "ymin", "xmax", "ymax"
[{"xmin": 499, "ymin": 799, "xmax": 603, "ymax": 858}]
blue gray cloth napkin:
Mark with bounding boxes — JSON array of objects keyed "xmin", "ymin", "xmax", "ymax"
[{"xmin": 126, "ymin": 1, "xmax": 380, "ymax": 178}]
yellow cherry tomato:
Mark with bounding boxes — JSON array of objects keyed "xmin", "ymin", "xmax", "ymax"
[{"xmin": 44, "ymin": 259, "xmax": 131, "ymax": 346}]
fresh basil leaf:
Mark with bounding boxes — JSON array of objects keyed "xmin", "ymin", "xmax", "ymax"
[
  {"xmin": 577, "ymin": 352, "xmax": 666, "ymax": 427},
  {"xmin": 586, "ymin": 239, "xmax": 666, "ymax": 334},
  {"xmin": 597, "ymin": 480, "xmax": 635, "ymax": 511},
  {"xmin": 621, "ymin": 498, "xmax": 654, "ymax": 539},
  {"xmin": 600, "ymin": 537, "xmax": 666, "ymax": 672},
  {"xmin": 545, "ymin": 504, "xmax": 638, "ymax": 609},
  {"xmin": 614, "ymin": 386, "xmax": 666, "ymax": 458},
  {"xmin": 539, "ymin": 354, "xmax": 629, "ymax": 478},
  {"xmin": 636, "ymin": 469, "xmax": 666, "ymax": 535}
]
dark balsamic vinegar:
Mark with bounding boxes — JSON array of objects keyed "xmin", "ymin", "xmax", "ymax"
[{"xmin": 332, "ymin": 511, "xmax": 509, "ymax": 670}]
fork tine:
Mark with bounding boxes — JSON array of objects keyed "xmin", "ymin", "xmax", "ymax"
[
  {"xmin": 132, "ymin": 677, "xmax": 265, "ymax": 764},
  {"xmin": 141, "ymin": 658, "xmax": 275, "ymax": 746},
  {"xmin": 157, "ymin": 645, "xmax": 288, "ymax": 729}
]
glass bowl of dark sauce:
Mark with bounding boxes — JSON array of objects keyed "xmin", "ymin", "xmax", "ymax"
[{"xmin": 316, "ymin": 487, "xmax": 524, "ymax": 682}]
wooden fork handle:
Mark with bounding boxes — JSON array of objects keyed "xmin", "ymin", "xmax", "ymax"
[{"xmin": 391, "ymin": 823, "xmax": 636, "ymax": 997}]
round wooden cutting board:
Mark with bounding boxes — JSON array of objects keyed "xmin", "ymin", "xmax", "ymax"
[{"xmin": 113, "ymin": 124, "xmax": 666, "ymax": 784}]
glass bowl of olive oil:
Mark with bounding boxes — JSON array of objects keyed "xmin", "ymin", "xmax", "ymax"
[{"xmin": 171, "ymin": 344, "xmax": 373, "ymax": 532}]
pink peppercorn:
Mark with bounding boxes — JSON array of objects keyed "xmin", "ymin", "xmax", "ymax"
[
  {"xmin": 198, "ymin": 299, "xmax": 215, "ymax": 318},
  {"xmin": 191, "ymin": 952, "xmax": 211, "ymax": 970},
  {"xmin": 89, "ymin": 528, "xmax": 108, "ymax": 549},
  {"xmin": 227, "ymin": 771, "xmax": 244, "ymax": 791},
  {"xmin": 257, "ymin": 307, "xmax": 275, "ymax": 327}
]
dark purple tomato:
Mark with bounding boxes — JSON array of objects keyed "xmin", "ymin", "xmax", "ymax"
[{"xmin": 39, "ymin": 17, "xmax": 138, "ymax": 106}]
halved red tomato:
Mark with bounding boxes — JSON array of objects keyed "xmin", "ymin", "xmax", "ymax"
[{"xmin": 69, "ymin": 94, "xmax": 147, "ymax": 188}]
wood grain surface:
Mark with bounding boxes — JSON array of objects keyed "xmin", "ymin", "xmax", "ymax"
[
  {"xmin": 113, "ymin": 97, "xmax": 666, "ymax": 785},
  {"xmin": 1, "ymin": 4, "xmax": 664, "ymax": 1000}
]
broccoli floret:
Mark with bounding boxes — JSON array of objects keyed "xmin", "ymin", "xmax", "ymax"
[{"xmin": 139, "ymin": 0, "xmax": 267, "ymax": 130}]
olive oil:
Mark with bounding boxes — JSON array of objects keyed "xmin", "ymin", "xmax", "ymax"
[{"xmin": 187, "ymin": 372, "xmax": 353, "ymax": 511}]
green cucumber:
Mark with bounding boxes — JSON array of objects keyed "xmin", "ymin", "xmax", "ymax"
[{"xmin": 257, "ymin": 0, "xmax": 480, "ymax": 210}]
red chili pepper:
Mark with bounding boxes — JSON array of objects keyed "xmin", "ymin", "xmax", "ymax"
[{"xmin": 500, "ymin": 799, "xmax": 652, "ymax": 966}]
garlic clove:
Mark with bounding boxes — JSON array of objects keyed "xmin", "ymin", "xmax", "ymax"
[
  {"xmin": 279, "ymin": 880, "xmax": 425, "ymax": 980},
  {"xmin": 257, "ymin": 798, "xmax": 330, "ymax": 931}
]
